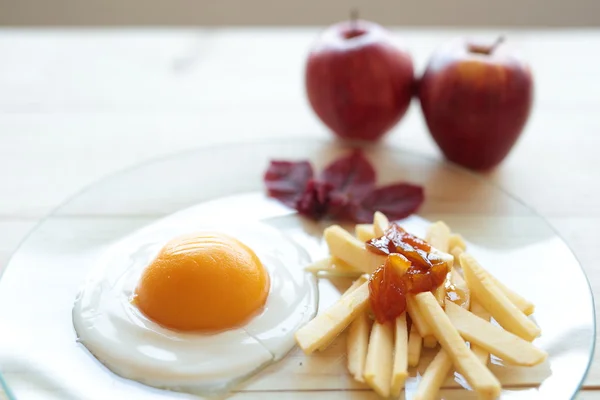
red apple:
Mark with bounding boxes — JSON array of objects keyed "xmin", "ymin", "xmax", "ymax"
[
  {"xmin": 305, "ymin": 19, "xmax": 415, "ymax": 141},
  {"xmin": 418, "ymin": 37, "xmax": 534, "ymax": 170}
]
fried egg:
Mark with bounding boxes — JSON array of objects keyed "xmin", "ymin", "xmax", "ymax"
[{"xmin": 72, "ymin": 221, "xmax": 318, "ymax": 395}]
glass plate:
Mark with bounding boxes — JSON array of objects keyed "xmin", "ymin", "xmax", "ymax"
[{"xmin": 0, "ymin": 139, "xmax": 594, "ymax": 400}]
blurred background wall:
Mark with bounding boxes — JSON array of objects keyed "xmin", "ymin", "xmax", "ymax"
[{"xmin": 0, "ymin": 0, "xmax": 599, "ymax": 27}]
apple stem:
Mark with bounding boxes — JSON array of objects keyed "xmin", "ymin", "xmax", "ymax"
[
  {"xmin": 468, "ymin": 36, "xmax": 506, "ymax": 55},
  {"xmin": 350, "ymin": 8, "xmax": 359, "ymax": 27},
  {"xmin": 491, "ymin": 35, "xmax": 506, "ymax": 52}
]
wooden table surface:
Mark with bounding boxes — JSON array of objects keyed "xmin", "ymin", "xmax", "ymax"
[{"xmin": 0, "ymin": 28, "xmax": 597, "ymax": 399}]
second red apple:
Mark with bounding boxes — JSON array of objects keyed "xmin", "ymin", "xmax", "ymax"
[
  {"xmin": 418, "ymin": 37, "xmax": 534, "ymax": 170},
  {"xmin": 305, "ymin": 19, "xmax": 415, "ymax": 141}
]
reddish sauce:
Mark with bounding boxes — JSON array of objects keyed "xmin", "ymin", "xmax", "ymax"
[
  {"xmin": 390, "ymin": 224, "xmax": 431, "ymax": 251},
  {"xmin": 367, "ymin": 224, "xmax": 434, "ymax": 269},
  {"xmin": 369, "ymin": 254, "xmax": 408, "ymax": 323},
  {"xmin": 367, "ymin": 223, "xmax": 450, "ymax": 323}
]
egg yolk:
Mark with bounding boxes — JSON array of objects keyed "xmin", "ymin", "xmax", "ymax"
[{"xmin": 134, "ymin": 232, "xmax": 270, "ymax": 332}]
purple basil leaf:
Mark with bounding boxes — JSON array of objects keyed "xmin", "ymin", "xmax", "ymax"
[
  {"xmin": 326, "ymin": 192, "xmax": 353, "ymax": 220},
  {"xmin": 264, "ymin": 160, "xmax": 313, "ymax": 207},
  {"xmin": 351, "ymin": 183, "xmax": 425, "ymax": 223},
  {"xmin": 320, "ymin": 150, "xmax": 376, "ymax": 202},
  {"xmin": 295, "ymin": 179, "xmax": 334, "ymax": 220}
]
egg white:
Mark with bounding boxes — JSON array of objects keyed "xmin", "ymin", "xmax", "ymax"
[{"xmin": 72, "ymin": 220, "xmax": 318, "ymax": 395}]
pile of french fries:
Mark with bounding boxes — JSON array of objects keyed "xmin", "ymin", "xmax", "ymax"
[{"xmin": 296, "ymin": 212, "xmax": 547, "ymax": 400}]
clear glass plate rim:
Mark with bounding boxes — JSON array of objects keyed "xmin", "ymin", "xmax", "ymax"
[{"xmin": 0, "ymin": 136, "xmax": 595, "ymax": 400}]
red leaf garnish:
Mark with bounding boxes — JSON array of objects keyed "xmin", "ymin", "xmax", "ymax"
[
  {"xmin": 263, "ymin": 150, "xmax": 425, "ymax": 223},
  {"xmin": 264, "ymin": 160, "xmax": 313, "ymax": 207},
  {"xmin": 296, "ymin": 179, "xmax": 334, "ymax": 219},
  {"xmin": 320, "ymin": 150, "xmax": 376, "ymax": 202},
  {"xmin": 326, "ymin": 192, "xmax": 353, "ymax": 220},
  {"xmin": 351, "ymin": 183, "xmax": 424, "ymax": 223}
]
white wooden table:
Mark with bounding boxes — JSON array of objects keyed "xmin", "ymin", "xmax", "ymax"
[{"xmin": 0, "ymin": 28, "xmax": 597, "ymax": 399}]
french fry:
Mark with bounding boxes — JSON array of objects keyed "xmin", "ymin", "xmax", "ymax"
[
  {"xmin": 414, "ymin": 292, "xmax": 501, "ymax": 400},
  {"xmin": 324, "ymin": 225, "xmax": 386, "ymax": 274},
  {"xmin": 407, "ymin": 324, "xmax": 423, "ymax": 367},
  {"xmin": 305, "ymin": 256, "xmax": 364, "ymax": 278},
  {"xmin": 407, "ymin": 295, "xmax": 438, "ymax": 348},
  {"xmin": 304, "ymin": 257, "xmax": 332, "ymax": 273},
  {"xmin": 461, "ymin": 253, "xmax": 540, "ymax": 342},
  {"xmin": 470, "ymin": 300, "xmax": 491, "ymax": 365},
  {"xmin": 451, "ymin": 267, "xmax": 467, "ymax": 285},
  {"xmin": 408, "ymin": 298, "xmax": 438, "ymax": 347},
  {"xmin": 364, "ymin": 321, "xmax": 394, "ymax": 398},
  {"xmin": 433, "ymin": 285, "xmax": 447, "ymax": 308},
  {"xmin": 347, "ymin": 312, "xmax": 371, "ymax": 382},
  {"xmin": 373, "ymin": 211, "xmax": 390, "ymax": 237},
  {"xmin": 391, "ymin": 313, "xmax": 409, "ymax": 397},
  {"xmin": 426, "ymin": 222, "xmax": 452, "ymax": 308},
  {"xmin": 406, "ymin": 295, "xmax": 433, "ymax": 337},
  {"xmin": 449, "ymin": 233, "xmax": 467, "ymax": 251},
  {"xmin": 451, "ymin": 246, "xmax": 465, "ymax": 267},
  {"xmin": 295, "ymin": 282, "xmax": 370, "ymax": 354},
  {"xmin": 356, "ymin": 224, "xmax": 377, "ymax": 242},
  {"xmin": 413, "ymin": 306, "xmax": 491, "ymax": 400},
  {"xmin": 412, "ymin": 349, "xmax": 453, "ymax": 400},
  {"xmin": 432, "ymin": 249, "xmax": 455, "ymax": 266},
  {"xmin": 344, "ymin": 275, "xmax": 369, "ymax": 296},
  {"xmin": 319, "ymin": 275, "xmax": 369, "ymax": 351},
  {"xmin": 452, "ymin": 250, "xmax": 533, "ymax": 315},
  {"xmin": 445, "ymin": 301, "xmax": 547, "ymax": 366},
  {"xmin": 485, "ymin": 270, "xmax": 535, "ymax": 316},
  {"xmin": 343, "ymin": 276, "xmax": 371, "ymax": 370},
  {"xmin": 426, "ymin": 221, "xmax": 451, "ymax": 252},
  {"xmin": 451, "ymin": 267, "xmax": 467, "ymax": 289},
  {"xmin": 423, "ymin": 335, "xmax": 438, "ymax": 348},
  {"xmin": 415, "ymin": 301, "xmax": 488, "ymax": 399}
]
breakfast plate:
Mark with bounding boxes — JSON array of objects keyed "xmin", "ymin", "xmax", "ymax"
[{"xmin": 0, "ymin": 139, "xmax": 594, "ymax": 399}]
